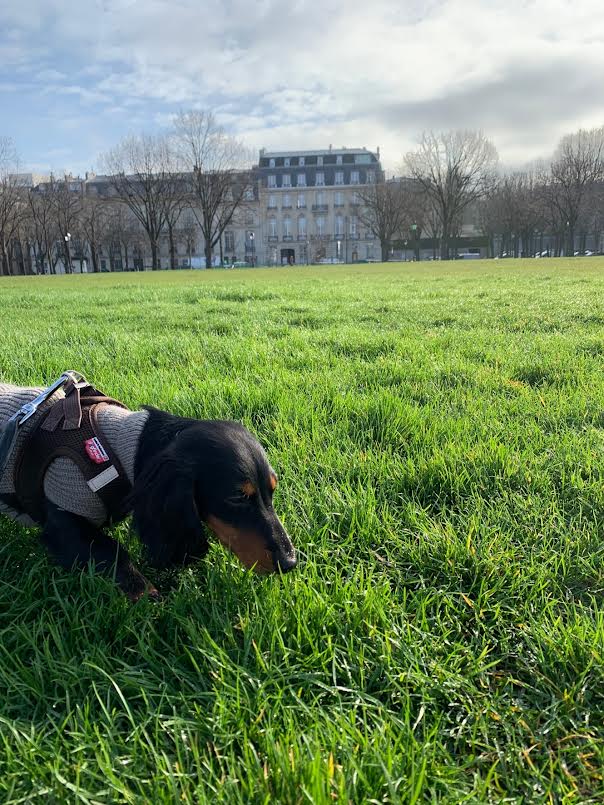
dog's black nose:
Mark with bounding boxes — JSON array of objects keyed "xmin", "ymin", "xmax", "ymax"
[{"xmin": 274, "ymin": 552, "xmax": 297, "ymax": 573}]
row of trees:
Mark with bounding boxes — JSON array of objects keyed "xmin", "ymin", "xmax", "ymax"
[
  {"xmin": 2, "ymin": 121, "xmax": 604, "ymax": 275},
  {"xmin": 356, "ymin": 126, "xmax": 604, "ymax": 261},
  {"xmin": 0, "ymin": 111, "xmax": 252, "ymax": 275}
]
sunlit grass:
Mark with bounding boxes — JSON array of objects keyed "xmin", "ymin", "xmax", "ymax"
[{"xmin": 1, "ymin": 258, "xmax": 604, "ymax": 802}]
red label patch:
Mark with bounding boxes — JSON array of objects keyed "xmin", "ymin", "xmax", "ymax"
[{"xmin": 85, "ymin": 437, "xmax": 110, "ymax": 464}]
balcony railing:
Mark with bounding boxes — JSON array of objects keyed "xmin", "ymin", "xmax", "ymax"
[
  {"xmin": 268, "ymin": 235, "xmax": 278, "ymax": 242},
  {"xmin": 297, "ymin": 234, "xmax": 307, "ymax": 241},
  {"xmin": 312, "ymin": 204, "xmax": 329, "ymax": 212},
  {"xmin": 283, "ymin": 234, "xmax": 293, "ymax": 241}
]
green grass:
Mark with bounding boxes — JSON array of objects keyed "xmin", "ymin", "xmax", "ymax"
[{"xmin": 1, "ymin": 258, "xmax": 604, "ymax": 803}]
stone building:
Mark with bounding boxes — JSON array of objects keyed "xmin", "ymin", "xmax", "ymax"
[{"xmin": 230, "ymin": 146, "xmax": 384, "ymax": 266}]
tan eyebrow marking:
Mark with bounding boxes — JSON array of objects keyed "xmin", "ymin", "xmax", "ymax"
[
  {"xmin": 270, "ymin": 474, "xmax": 278, "ymax": 491},
  {"xmin": 241, "ymin": 480, "xmax": 257, "ymax": 498}
]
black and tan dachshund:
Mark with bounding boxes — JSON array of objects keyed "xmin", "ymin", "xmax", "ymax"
[{"xmin": 1, "ymin": 392, "xmax": 297, "ymax": 600}]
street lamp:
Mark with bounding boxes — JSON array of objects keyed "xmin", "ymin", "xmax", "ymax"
[
  {"xmin": 64, "ymin": 232, "xmax": 72, "ymax": 273},
  {"xmin": 249, "ymin": 231, "xmax": 255, "ymax": 266}
]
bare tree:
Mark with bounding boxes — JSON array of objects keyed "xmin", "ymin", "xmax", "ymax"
[
  {"xmin": 162, "ymin": 180, "xmax": 191, "ymax": 269},
  {"xmin": 101, "ymin": 134, "xmax": 176, "ymax": 270},
  {"xmin": 79, "ymin": 195, "xmax": 110, "ymax": 273},
  {"xmin": 356, "ymin": 178, "xmax": 415, "ymax": 261},
  {"xmin": 404, "ymin": 130, "xmax": 498, "ymax": 260},
  {"xmin": 546, "ymin": 126, "xmax": 604, "ymax": 256},
  {"xmin": 44, "ymin": 176, "xmax": 83, "ymax": 273},
  {"xmin": 28, "ymin": 187, "xmax": 61, "ymax": 274},
  {"xmin": 173, "ymin": 110, "xmax": 253, "ymax": 268},
  {"xmin": 0, "ymin": 138, "xmax": 26, "ymax": 276}
]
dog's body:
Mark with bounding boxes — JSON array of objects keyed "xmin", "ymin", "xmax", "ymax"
[
  {"xmin": 0, "ymin": 383, "xmax": 148, "ymax": 527},
  {"xmin": 0, "ymin": 380, "xmax": 296, "ymax": 599}
]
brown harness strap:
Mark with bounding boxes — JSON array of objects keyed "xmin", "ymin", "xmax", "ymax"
[{"xmin": 14, "ymin": 384, "xmax": 132, "ymax": 526}]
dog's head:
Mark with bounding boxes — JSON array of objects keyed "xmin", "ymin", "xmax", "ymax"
[{"xmin": 133, "ymin": 419, "xmax": 296, "ymax": 574}]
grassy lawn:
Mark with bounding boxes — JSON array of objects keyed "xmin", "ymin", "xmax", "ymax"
[{"xmin": 1, "ymin": 258, "xmax": 604, "ymax": 802}]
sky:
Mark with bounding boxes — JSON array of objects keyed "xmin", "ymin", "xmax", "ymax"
[{"xmin": 1, "ymin": 0, "xmax": 604, "ymax": 176}]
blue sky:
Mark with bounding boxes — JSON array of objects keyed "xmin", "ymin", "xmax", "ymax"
[{"xmin": 1, "ymin": 0, "xmax": 604, "ymax": 175}]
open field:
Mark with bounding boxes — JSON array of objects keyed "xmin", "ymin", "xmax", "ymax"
[{"xmin": 1, "ymin": 258, "xmax": 604, "ymax": 802}]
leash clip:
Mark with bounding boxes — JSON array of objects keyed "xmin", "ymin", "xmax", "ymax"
[{"xmin": 10, "ymin": 371, "xmax": 86, "ymax": 426}]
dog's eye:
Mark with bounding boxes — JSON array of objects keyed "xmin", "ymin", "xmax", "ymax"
[{"xmin": 240, "ymin": 481, "xmax": 257, "ymax": 499}]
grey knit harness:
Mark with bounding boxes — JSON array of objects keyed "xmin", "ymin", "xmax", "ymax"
[{"xmin": 0, "ymin": 381, "xmax": 148, "ymax": 527}]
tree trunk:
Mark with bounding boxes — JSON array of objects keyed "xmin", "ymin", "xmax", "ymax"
[
  {"xmin": 0, "ymin": 241, "xmax": 10, "ymax": 276},
  {"xmin": 168, "ymin": 224, "xmax": 177, "ymax": 269},
  {"xmin": 381, "ymin": 240, "xmax": 390, "ymax": 262},
  {"xmin": 205, "ymin": 237, "xmax": 212, "ymax": 268},
  {"xmin": 151, "ymin": 238, "xmax": 159, "ymax": 270}
]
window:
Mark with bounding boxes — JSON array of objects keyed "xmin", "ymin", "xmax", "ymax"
[
  {"xmin": 335, "ymin": 191, "xmax": 343, "ymax": 206},
  {"xmin": 297, "ymin": 193, "xmax": 306, "ymax": 208},
  {"xmin": 268, "ymin": 175, "xmax": 276, "ymax": 188},
  {"xmin": 225, "ymin": 231, "xmax": 235, "ymax": 251},
  {"xmin": 351, "ymin": 170, "xmax": 360, "ymax": 184},
  {"xmin": 298, "ymin": 216, "xmax": 307, "ymax": 237},
  {"xmin": 283, "ymin": 193, "xmax": 291, "ymax": 208},
  {"xmin": 268, "ymin": 194, "xmax": 277, "ymax": 208},
  {"xmin": 269, "ymin": 158, "xmax": 275, "ymax": 167},
  {"xmin": 316, "ymin": 216, "xmax": 325, "ymax": 236},
  {"xmin": 284, "ymin": 157, "xmax": 290, "ymax": 167},
  {"xmin": 335, "ymin": 215, "xmax": 344, "ymax": 236},
  {"xmin": 317, "ymin": 156, "xmax": 323, "ymax": 166},
  {"xmin": 244, "ymin": 186, "xmax": 254, "ymax": 199},
  {"xmin": 356, "ymin": 154, "xmax": 371, "ymax": 164},
  {"xmin": 297, "ymin": 173, "xmax": 306, "ymax": 187},
  {"xmin": 282, "ymin": 174, "xmax": 291, "ymax": 188},
  {"xmin": 316, "ymin": 172, "xmax": 325, "ymax": 186},
  {"xmin": 269, "ymin": 218, "xmax": 277, "ymax": 237},
  {"xmin": 350, "ymin": 216, "xmax": 357, "ymax": 235},
  {"xmin": 299, "ymin": 157, "xmax": 305, "ymax": 166},
  {"xmin": 335, "ymin": 171, "xmax": 344, "ymax": 185},
  {"xmin": 283, "ymin": 216, "xmax": 292, "ymax": 237},
  {"xmin": 336, "ymin": 155, "xmax": 342, "ymax": 165},
  {"xmin": 367, "ymin": 171, "xmax": 375, "ymax": 184},
  {"xmin": 352, "ymin": 191, "xmax": 360, "ymax": 205},
  {"xmin": 316, "ymin": 190, "xmax": 326, "ymax": 206}
]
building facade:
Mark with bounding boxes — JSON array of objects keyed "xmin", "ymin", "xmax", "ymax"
[{"xmin": 231, "ymin": 146, "xmax": 384, "ymax": 266}]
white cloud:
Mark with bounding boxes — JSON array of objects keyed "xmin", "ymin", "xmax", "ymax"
[{"xmin": 1, "ymin": 0, "xmax": 604, "ymax": 170}]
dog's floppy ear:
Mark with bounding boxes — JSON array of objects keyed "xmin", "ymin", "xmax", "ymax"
[{"xmin": 130, "ymin": 444, "xmax": 208, "ymax": 568}]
